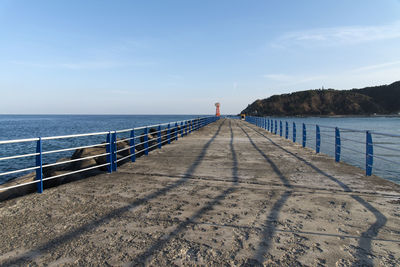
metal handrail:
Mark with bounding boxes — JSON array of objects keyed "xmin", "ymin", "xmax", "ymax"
[
  {"xmin": 246, "ymin": 115, "xmax": 399, "ymax": 179},
  {"xmin": 0, "ymin": 116, "xmax": 218, "ymax": 195}
]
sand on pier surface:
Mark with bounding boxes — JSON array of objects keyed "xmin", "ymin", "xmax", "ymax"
[{"xmin": 0, "ymin": 119, "xmax": 399, "ymax": 266}]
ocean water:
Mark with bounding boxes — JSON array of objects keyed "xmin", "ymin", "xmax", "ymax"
[
  {"xmin": 0, "ymin": 115, "xmax": 399, "ymax": 185},
  {"xmin": 0, "ymin": 115, "xmax": 205, "ymax": 184}
]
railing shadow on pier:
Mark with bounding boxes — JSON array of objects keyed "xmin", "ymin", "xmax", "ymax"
[
  {"xmin": 1, "ymin": 120, "xmax": 226, "ymax": 266},
  {"xmin": 238, "ymin": 124, "xmax": 293, "ymax": 264},
  {"xmin": 128, "ymin": 120, "xmax": 240, "ymax": 265},
  {"xmin": 243, "ymin": 122, "xmax": 387, "ymax": 266}
]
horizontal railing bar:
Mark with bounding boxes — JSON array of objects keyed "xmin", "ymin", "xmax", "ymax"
[
  {"xmin": 374, "ymin": 141, "xmax": 397, "ymax": 145},
  {"xmin": 0, "ymin": 152, "xmax": 40, "ymax": 161},
  {"xmin": 116, "ymin": 145, "xmax": 134, "ymax": 153},
  {"xmin": 0, "ymin": 166, "xmax": 40, "ymax": 176},
  {"xmin": 0, "ymin": 179, "xmax": 40, "ymax": 191},
  {"xmin": 135, "ymin": 148, "xmax": 147, "ymax": 154},
  {"xmin": 147, "ymin": 143, "xmax": 159, "ymax": 150},
  {"xmin": 340, "ymin": 137, "xmax": 365, "ymax": 145},
  {"xmin": 115, "ymin": 138, "xmax": 132, "ymax": 144},
  {"xmin": 42, "ymin": 143, "xmax": 108, "ymax": 155},
  {"xmin": 372, "ymin": 165, "xmax": 398, "ymax": 174},
  {"xmin": 341, "ymin": 146, "xmax": 364, "ymax": 154},
  {"xmin": 42, "ymin": 163, "xmax": 110, "ymax": 181},
  {"xmin": 115, "ymin": 128, "xmax": 133, "ymax": 134},
  {"xmin": 0, "ymin": 137, "xmax": 39, "ymax": 145},
  {"xmin": 320, "ymin": 133, "xmax": 335, "ymax": 138},
  {"xmin": 374, "ymin": 153, "xmax": 400, "ymax": 157},
  {"xmin": 42, "ymin": 153, "xmax": 110, "ymax": 168},
  {"xmin": 321, "ymin": 140, "xmax": 335, "ymax": 145},
  {"xmin": 373, "ymin": 144, "xmax": 400, "ymax": 153},
  {"xmin": 371, "ymin": 132, "xmax": 400, "ymax": 138},
  {"xmin": 372, "ymin": 155, "xmax": 399, "ymax": 165},
  {"xmin": 116, "ymin": 153, "xmax": 132, "ymax": 163},
  {"xmin": 42, "ymin": 131, "xmax": 109, "ymax": 140}
]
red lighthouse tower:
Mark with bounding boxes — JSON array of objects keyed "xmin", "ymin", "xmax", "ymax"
[{"xmin": 215, "ymin": 102, "xmax": 220, "ymax": 117}]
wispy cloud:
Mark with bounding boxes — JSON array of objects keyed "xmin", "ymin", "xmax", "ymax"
[
  {"xmin": 274, "ymin": 21, "xmax": 400, "ymax": 47},
  {"xmin": 352, "ymin": 60, "xmax": 400, "ymax": 72},
  {"xmin": 262, "ymin": 60, "xmax": 400, "ymax": 91}
]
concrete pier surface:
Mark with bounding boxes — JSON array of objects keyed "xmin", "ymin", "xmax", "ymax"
[{"xmin": 1, "ymin": 119, "xmax": 399, "ymax": 266}]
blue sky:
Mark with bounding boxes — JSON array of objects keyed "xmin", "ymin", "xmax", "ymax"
[{"xmin": 1, "ymin": 0, "xmax": 400, "ymax": 114}]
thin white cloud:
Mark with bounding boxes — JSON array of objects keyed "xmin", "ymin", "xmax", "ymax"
[
  {"xmin": 262, "ymin": 60, "xmax": 400, "ymax": 92},
  {"xmin": 352, "ymin": 60, "xmax": 400, "ymax": 72},
  {"xmin": 275, "ymin": 21, "xmax": 400, "ymax": 47}
]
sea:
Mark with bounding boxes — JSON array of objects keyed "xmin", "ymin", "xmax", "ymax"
[{"xmin": 0, "ymin": 115, "xmax": 399, "ymax": 185}]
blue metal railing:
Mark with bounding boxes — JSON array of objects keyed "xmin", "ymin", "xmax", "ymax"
[
  {"xmin": 0, "ymin": 116, "xmax": 219, "ymax": 194},
  {"xmin": 245, "ymin": 116, "xmax": 400, "ymax": 181}
]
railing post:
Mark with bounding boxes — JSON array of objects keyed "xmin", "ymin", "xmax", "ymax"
[
  {"xmin": 144, "ymin": 127, "xmax": 149, "ymax": 155},
  {"xmin": 285, "ymin": 122, "xmax": 288, "ymax": 139},
  {"xmin": 158, "ymin": 125, "xmax": 162, "ymax": 149},
  {"xmin": 316, "ymin": 125, "xmax": 321, "ymax": 153},
  {"xmin": 35, "ymin": 137, "xmax": 43, "ymax": 193},
  {"xmin": 167, "ymin": 124, "xmax": 171, "ymax": 144},
  {"xmin": 112, "ymin": 131, "xmax": 117, "ymax": 171},
  {"xmin": 302, "ymin": 123, "xmax": 306, "ymax": 148},
  {"xmin": 180, "ymin": 122, "xmax": 184, "ymax": 137},
  {"xmin": 280, "ymin": 121, "xmax": 283, "ymax": 137},
  {"xmin": 293, "ymin": 122, "xmax": 296, "ymax": 143},
  {"xmin": 267, "ymin": 119, "xmax": 270, "ymax": 131},
  {"xmin": 274, "ymin": 120, "xmax": 277, "ymax": 134},
  {"xmin": 189, "ymin": 120, "xmax": 192, "ymax": 133},
  {"xmin": 130, "ymin": 130, "xmax": 136, "ymax": 162},
  {"xmin": 366, "ymin": 131, "xmax": 373, "ymax": 176},
  {"xmin": 264, "ymin": 118, "xmax": 267, "ymax": 130},
  {"xmin": 335, "ymin": 127, "xmax": 341, "ymax": 162},
  {"xmin": 175, "ymin": 122, "xmax": 178, "ymax": 140},
  {"xmin": 185, "ymin": 121, "xmax": 188, "ymax": 136},
  {"xmin": 106, "ymin": 132, "xmax": 113, "ymax": 173}
]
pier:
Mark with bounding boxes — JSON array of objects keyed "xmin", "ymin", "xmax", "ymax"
[{"xmin": 1, "ymin": 118, "xmax": 399, "ymax": 266}]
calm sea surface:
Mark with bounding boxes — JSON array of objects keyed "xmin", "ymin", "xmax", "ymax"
[{"xmin": 0, "ymin": 115, "xmax": 399, "ymax": 185}]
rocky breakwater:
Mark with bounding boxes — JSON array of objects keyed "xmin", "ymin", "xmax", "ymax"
[{"xmin": 0, "ymin": 126, "xmax": 181, "ymax": 201}]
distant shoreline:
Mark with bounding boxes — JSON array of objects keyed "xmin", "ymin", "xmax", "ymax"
[{"xmin": 243, "ymin": 114, "xmax": 400, "ymax": 118}]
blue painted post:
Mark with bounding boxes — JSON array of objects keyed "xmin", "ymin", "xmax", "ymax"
[
  {"xmin": 335, "ymin": 127, "xmax": 341, "ymax": 162},
  {"xmin": 144, "ymin": 127, "xmax": 149, "ymax": 155},
  {"xmin": 111, "ymin": 131, "xmax": 117, "ymax": 171},
  {"xmin": 279, "ymin": 121, "xmax": 283, "ymax": 137},
  {"xmin": 185, "ymin": 121, "xmax": 188, "ymax": 136},
  {"xmin": 285, "ymin": 122, "xmax": 289, "ymax": 139},
  {"xmin": 158, "ymin": 125, "xmax": 162, "ymax": 149},
  {"xmin": 274, "ymin": 120, "xmax": 277, "ymax": 134},
  {"xmin": 35, "ymin": 138, "xmax": 43, "ymax": 193},
  {"xmin": 175, "ymin": 122, "xmax": 178, "ymax": 140},
  {"xmin": 180, "ymin": 122, "xmax": 184, "ymax": 137},
  {"xmin": 106, "ymin": 132, "xmax": 113, "ymax": 172},
  {"xmin": 316, "ymin": 125, "xmax": 321, "ymax": 153},
  {"xmin": 264, "ymin": 118, "xmax": 267, "ymax": 129},
  {"xmin": 293, "ymin": 122, "xmax": 296, "ymax": 143},
  {"xmin": 366, "ymin": 131, "xmax": 373, "ymax": 176},
  {"xmin": 189, "ymin": 120, "xmax": 192, "ymax": 133},
  {"xmin": 302, "ymin": 123, "xmax": 306, "ymax": 148},
  {"xmin": 167, "ymin": 124, "xmax": 171, "ymax": 144},
  {"xmin": 267, "ymin": 119, "xmax": 270, "ymax": 131},
  {"xmin": 130, "ymin": 130, "xmax": 136, "ymax": 162}
]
